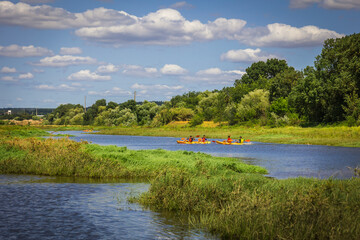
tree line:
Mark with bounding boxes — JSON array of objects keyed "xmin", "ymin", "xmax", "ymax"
[{"xmin": 44, "ymin": 33, "xmax": 360, "ymax": 127}]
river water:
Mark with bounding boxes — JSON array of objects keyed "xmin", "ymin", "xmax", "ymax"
[
  {"xmin": 2, "ymin": 131, "xmax": 359, "ymax": 239},
  {"xmin": 56, "ymin": 131, "xmax": 360, "ymax": 179},
  {"xmin": 0, "ymin": 175, "xmax": 217, "ymax": 240}
]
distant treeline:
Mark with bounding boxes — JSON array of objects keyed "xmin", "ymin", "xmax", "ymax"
[
  {"xmin": 0, "ymin": 108, "xmax": 54, "ymax": 121},
  {"xmin": 43, "ymin": 33, "xmax": 360, "ymax": 127}
]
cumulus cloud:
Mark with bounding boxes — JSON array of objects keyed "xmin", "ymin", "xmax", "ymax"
[
  {"xmin": 75, "ymin": 8, "xmax": 246, "ymax": 46},
  {"xmin": 88, "ymin": 87, "xmax": 131, "ymax": 96},
  {"xmin": 160, "ymin": 64, "xmax": 187, "ymax": 75},
  {"xmin": 35, "ymin": 84, "xmax": 77, "ymax": 91},
  {"xmin": 0, "ymin": 1, "xmax": 136, "ymax": 29},
  {"xmin": 122, "ymin": 65, "xmax": 159, "ymax": 77},
  {"xmin": 67, "ymin": 70, "xmax": 111, "ymax": 81},
  {"xmin": 60, "ymin": 47, "xmax": 82, "ymax": 55},
  {"xmin": 1, "ymin": 76, "xmax": 16, "ymax": 81},
  {"xmin": 33, "ymin": 55, "xmax": 97, "ymax": 67},
  {"xmin": 289, "ymin": 0, "xmax": 360, "ymax": 9},
  {"xmin": 221, "ymin": 48, "xmax": 280, "ymax": 62},
  {"xmin": 0, "ymin": 44, "xmax": 53, "ymax": 57},
  {"xmin": 97, "ymin": 64, "xmax": 119, "ymax": 73},
  {"xmin": 1, "ymin": 66, "xmax": 16, "ymax": 73},
  {"xmin": 18, "ymin": 72, "xmax": 34, "ymax": 79},
  {"xmin": 237, "ymin": 23, "xmax": 344, "ymax": 47},
  {"xmin": 0, "ymin": 1, "xmax": 344, "ymax": 47}
]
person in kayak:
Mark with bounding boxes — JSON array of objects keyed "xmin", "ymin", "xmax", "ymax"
[
  {"xmin": 188, "ymin": 136, "xmax": 194, "ymax": 142},
  {"xmin": 236, "ymin": 136, "xmax": 244, "ymax": 143},
  {"xmin": 202, "ymin": 135, "xmax": 207, "ymax": 142},
  {"xmin": 227, "ymin": 136, "xmax": 232, "ymax": 143}
]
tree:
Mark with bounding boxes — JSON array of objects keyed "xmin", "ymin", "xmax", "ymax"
[
  {"xmin": 269, "ymin": 68, "xmax": 303, "ymax": 102},
  {"xmin": 289, "ymin": 66, "xmax": 326, "ymax": 123},
  {"xmin": 236, "ymin": 89, "xmax": 270, "ymax": 123},
  {"xmin": 235, "ymin": 59, "xmax": 289, "ymax": 86},
  {"xmin": 314, "ymin": 33, "xmax": 360, "ymax": 122}
]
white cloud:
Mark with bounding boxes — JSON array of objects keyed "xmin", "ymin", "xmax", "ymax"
[
  {"xmin": 290, "ymin": 0, "xmax": 360, "ymax": 9},
  {"xmin": 18, "ymin": 72, "xmax": 34, "ymax": 79},
  {"xmin": 35, "ymin": 84, "xmax": 77, "ymax": 91},
  {"xmin": 67, "ymin": 70, "xmax": 111, "ymax": 81},
  {"xmin": 0, "ymin": 1, "xmax": 136, "ymax": 29},
  {"xmin": 97, "ymin": 64, "xmax": 119, "ymax": 73},
  {"xmin": 238, "ymin": 23, "xmax": 344, "ymax": 47},
  {"xmin": 33, "ymin": 55, "xmax": 97, "ymax": 67},
  {"xmin": 1, "ymin": 76, "xmax": 16, "ymax": 82},
  {"xmin": 1, "ymin": 66, "xmax": 16, "ymax": 73},
  {"xmin": 0, "ymin": 44, "xmax": 53, "ymax": 57},
  {"xmin": 16, "ymin": 97, "xmax": 23, "ymax": 101},
  {"xmin": 75, "ymin": 8, "xmax": 247, "ymax": 46},
  {"xmin": 60, "ymin": 47, "xmax": 82, "ymax": 55},
  {"xmin": 88, "ymin": 87, "xmax": 131, "ymax": 96},
  {"xmin": 0, "ymin": 2, "xmax": 343, "ymax": 48},
  {"xmin": 160, "ymin": 64, "xmax": 187, "ymax": 75},
  {"xmin": 170, "ymin": 1, "xmax": 194, "ymax": 9},
  {"xmin": 122, "ymin": 65, "xmax": 159, "ymax": 77},
  {"xmin": 221, "ymin": 48, "xmax": 280, "ymax": 62},
  {"xmin": 131, "ymin": 83, "xmax": 184, "ymax": 97}
]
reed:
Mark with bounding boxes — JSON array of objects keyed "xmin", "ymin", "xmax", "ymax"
[{"xmin": 139, "ymin": 172, "xmax": 360, "ymax": 239}]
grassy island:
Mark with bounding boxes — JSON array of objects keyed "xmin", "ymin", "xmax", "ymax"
[{"xmin": 1, "ymin": 125, "xmax": 359, "ymax": 239}]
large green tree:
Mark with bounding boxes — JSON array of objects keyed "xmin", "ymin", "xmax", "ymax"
[{"xmin": 314, "ymin": 33, "xmax": 360, "ymax": 122}]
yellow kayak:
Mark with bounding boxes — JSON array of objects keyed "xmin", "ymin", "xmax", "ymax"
[
  {"xmin": 215, "ymin": 140, "xmax": 244, "ymax": 145},
  {"xmin": 177, "ymin": 140, "xmax": 211, "ymax": 144}
]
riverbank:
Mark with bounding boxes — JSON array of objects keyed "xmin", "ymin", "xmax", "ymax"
[
  {"xmin": 17, "ymin": 123, "xmax": 360, "ymax": 147},
  {"xmin": 1, "ymin": 125, "xmax": 359, "ymax": 239}
]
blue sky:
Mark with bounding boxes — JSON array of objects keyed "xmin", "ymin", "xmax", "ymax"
[{"xmin": 0, "ymin": 0, "xmax": 359, "ymax": 108}]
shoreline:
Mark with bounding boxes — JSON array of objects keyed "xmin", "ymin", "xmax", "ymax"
[{"xmin": 32, "ymin": 124, "xmax": 360, "ymax": 148}]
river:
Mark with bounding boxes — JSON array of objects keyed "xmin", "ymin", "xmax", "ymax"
[{"xmin": 55, "ymin": 131, "xmax": 360, "ymax": 179}]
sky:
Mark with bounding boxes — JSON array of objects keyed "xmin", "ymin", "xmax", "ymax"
[{"xmin": 0, "ymin": 0, "xmax": 359, "ymax": 108}]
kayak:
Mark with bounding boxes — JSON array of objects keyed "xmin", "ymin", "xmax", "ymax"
[
  {"xmin": 215, "ymin": 140, "xmax": 244, "ymax": 145},
  {"xmin": 177, "ymin": 140, "xmax": 211, "ymax": 144}
]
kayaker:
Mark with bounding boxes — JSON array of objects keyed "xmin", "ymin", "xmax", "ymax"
[
  {"xmin": 202, "ymin": 135, "xmax": 207, "ymax": 142},
  {"xmin": 237, "ymin": 136, "xmax": 244, "ymax": 143},
  {"xmin": 188, "ymin": 136, "xmax": 194, "ymax": 142},
  {"xmin": 227, "ymin": 136, "xmax": 232, "ymax": 143}
]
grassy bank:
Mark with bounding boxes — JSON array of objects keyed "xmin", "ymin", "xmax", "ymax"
[
  {"xmin": 22, "ymin": 124, "xmax": 360, "ymax": 147},
  {"xmin": 93, "ymin": 125, "xmax": 360, "ymax": 147},
  {"xmin": 1, "ymin": 126, "xmax": 359, "ymax": 239}
]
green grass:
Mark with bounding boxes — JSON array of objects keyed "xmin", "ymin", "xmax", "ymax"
[{"xmin": 139, "ymin": 172, "xmax": 360, "ymax": 239}]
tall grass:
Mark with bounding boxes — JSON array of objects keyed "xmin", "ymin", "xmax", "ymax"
[
  {"xmin": 0, "ymin": 137, "xmax": 266, "ymax": 179},
  {"xmin": 139, "ymin": 171, "xmax": 360, "ymax": 239}
]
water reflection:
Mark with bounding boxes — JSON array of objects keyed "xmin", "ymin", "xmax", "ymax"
[{"xmin": 0, "ymin": 175, "xmax": 218, "ymax": 240}]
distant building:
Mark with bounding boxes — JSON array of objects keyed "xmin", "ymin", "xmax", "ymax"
[{"xmin": 7, "ymin": 110, "xmax": 11, "ymax": 115}]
